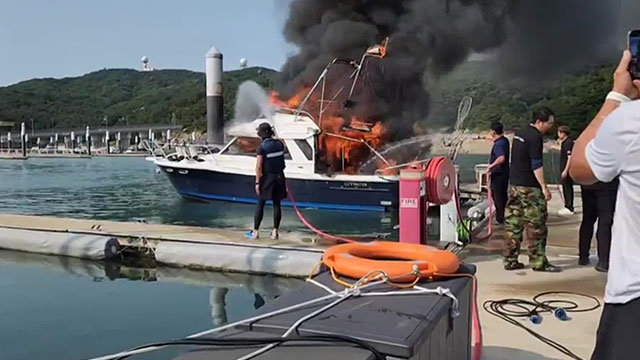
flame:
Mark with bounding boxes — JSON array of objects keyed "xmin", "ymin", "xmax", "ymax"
[
  {"xmin": 270, "ymin": 88, "xmax": 390, "ymax": 174},
  {"xmin": 267, "ymin": 38, "xmax": 400, "ymax": 174}
]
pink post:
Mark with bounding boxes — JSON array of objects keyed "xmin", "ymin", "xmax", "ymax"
[{"xmin": 399, "ymin": 168, "xmax": 426, "ymax": 244}]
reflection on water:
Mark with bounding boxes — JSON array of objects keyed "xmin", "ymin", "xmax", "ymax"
[{"xmin": 0, "ymin": 249, "xmax": 301, "ymax": 360}]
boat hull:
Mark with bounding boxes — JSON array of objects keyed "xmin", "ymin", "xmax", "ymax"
[{"xmin": 158, "ymin": 166, "xmax": 398, "ymax": 211}]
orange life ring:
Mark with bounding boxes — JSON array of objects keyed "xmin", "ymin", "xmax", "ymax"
[{"xmin": 322, "ymin": 241, "xmax": 460, "ymax": 282}]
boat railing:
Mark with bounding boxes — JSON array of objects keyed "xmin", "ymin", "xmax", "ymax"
[{"xmin": 274, "ymin": 107, "xmax": 316, "ymax": 123}]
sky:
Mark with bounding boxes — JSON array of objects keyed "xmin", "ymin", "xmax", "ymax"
[{"xmin": 0, "ymin": 0, "xmax": 294, "ymax": 86}]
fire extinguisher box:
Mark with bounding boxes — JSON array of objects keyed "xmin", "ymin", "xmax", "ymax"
[{"xmin": 399, "ymin": 168, "xmax": 426, "ymax": 244}]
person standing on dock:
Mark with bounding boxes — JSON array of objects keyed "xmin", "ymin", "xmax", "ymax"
[
  {"xmin": 504, "ymin": 107, "xmax": 560, "ymax": 272},
  {"xmin": 247, "ymin": 123, "xmax": 287, "ymax": 240},
  {"xmin": 487, "ymin": 121, "xmax": 510, "ymax": 225},
  {"xmin": 557, "ymin": 126, "xmax": 575, "ymax": 215},
  {"xmin": 570, "ymin": 50, "xmax": 640, "ymax": 360},
  {"xmin": 578, "ymin": 179, "xmax": 618, "ymax": 272}
]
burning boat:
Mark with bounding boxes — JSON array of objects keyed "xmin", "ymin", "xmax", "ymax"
[{"xmin": 156, "ymin": 39, "xmax": 418, "ymax": 211}]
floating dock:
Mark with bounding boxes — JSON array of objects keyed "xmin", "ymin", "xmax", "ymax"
[
  {"xmin": 0, "ymin": 214, "xmax": 324, "ymax": 277},
  {"xmin": 0, "ymin": 153, "xmax": 28, "ymax": 160}
]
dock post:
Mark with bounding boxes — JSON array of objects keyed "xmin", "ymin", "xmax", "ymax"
[
  {"xmin": 7, "ymin": 132, "xmax": 11, "ymax": 153},
  {"xmin": 36, "ymin": 137, "xmax": 40, "ymax": 150},
  {"xmin": 71, "ymin": 131, "xmax": 76, "ymax": 153},
  {"xmin": 86, "ymin": 126, "xmax": 91, "ymax": 155},
  {"xmin": 105, "ymin": 130, "xmax": 110, "ymax": 154},
  {"xmin": 54, "ymin": 133, "xmax": 58, "ymax": 152},
  {"xmin": 21, "ymin": 123, "xmax": 26, "ymax": 157},
  {"xmin": 117, "ymin": 132, "xmax": 121, "ymax": 153},
  {"xmin": 206, "ymin": 46, "xmax": 224, "ymax": 145},
  {"xmin": 210, "ymin": 288, "xmax": 229, "ymax": 326}
]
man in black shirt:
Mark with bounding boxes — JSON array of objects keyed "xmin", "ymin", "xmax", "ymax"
[
  {"xmin": 504, "ymin": 107, "xmax": 560, "ymax": 272},
  {"xmin": 557, "ymin": 126, "xmax": 575, "ymax": 215},
  {"xmin": 487, "ymin": 121, "xmax": 510, "ymax": 224}
]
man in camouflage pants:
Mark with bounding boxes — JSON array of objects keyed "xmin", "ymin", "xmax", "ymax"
[{"xmin": 504, "ymin": 107, "xmax": 561, "ymax": 272}]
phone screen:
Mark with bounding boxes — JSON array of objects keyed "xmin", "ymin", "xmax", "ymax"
[{"xmin": 629, "ymin": 30, "xmax": 640, "ymax": 79}]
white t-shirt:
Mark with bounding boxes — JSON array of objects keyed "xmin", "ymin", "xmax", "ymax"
[{"xmin": 586, "ymin": 100, "xmax": 640, "ymax": 304}]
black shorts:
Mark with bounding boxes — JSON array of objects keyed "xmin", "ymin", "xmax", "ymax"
[
  {"xmin": 259, "ymin": 173, "xmax": 287, "ymax": 202},
  {"xmin": 591, "ymin": 296, "xmax": 640, "ymax": 359}
]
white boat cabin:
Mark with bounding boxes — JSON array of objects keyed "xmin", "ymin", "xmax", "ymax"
[{"xmin": 216, "ymin": 112, "xmax": 320, "ymax": 175}]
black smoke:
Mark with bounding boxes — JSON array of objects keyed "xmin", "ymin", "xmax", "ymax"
[
  {"xmin": 496, "ymin": 0, "xmax": 628, "ymax": 77},
  {"xmin": 278, "ymin": 0, "xmax": 634, "ymax": 136}
]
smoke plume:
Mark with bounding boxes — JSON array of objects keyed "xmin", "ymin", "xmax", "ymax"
[
  {"xmin": 232, "ymin": 81, "xmax": 274, "ymax": 125},
  {"xmin": 279, "ymin": 0, "xmax": 634, "ymax": 135}
]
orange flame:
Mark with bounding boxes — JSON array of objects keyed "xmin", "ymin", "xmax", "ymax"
[
  {"xmin": 270, "ymin": 89, "xmax": 390, "ymax": 174},
  {"xmin": 268, "ymin": 38, "xmax": 397, "ymax": 174}
]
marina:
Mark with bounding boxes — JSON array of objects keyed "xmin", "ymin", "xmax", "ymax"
[{"xmin": 2, "ymin": 1, "xmax": 631, "ymax": 358}]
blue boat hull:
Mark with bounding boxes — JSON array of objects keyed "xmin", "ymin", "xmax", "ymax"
[{"xmin": 159, "ymin": 166, "xmax": 398, "ymax": 211}]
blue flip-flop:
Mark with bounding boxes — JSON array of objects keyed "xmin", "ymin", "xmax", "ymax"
[{"xmin": 245, "ymin": 231, "xmax": 258, "ymax": 239}]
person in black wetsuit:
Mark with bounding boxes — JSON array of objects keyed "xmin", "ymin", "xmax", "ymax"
[{"xmin": 247, "ymin": 123, "xmax": 287, "ymax": 240}]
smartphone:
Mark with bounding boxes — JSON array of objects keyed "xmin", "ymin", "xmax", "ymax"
[{"xmin": 628, "ymin": 30, "xmax": 640, "ymax": 80}]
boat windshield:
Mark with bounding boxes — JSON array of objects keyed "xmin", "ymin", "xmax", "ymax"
[
  {"xmin": 220, "ymin": 137, "xmax": 291, "ymax": 159},
  {"xmin": 220, "ymin": 137, "xmax": 261, "ymax": 157}
]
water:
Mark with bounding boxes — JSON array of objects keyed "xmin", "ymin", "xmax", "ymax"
[
  {"xmin": 0, "ymin": 155, "xmax": 559, "ymax": 236},
  {"xmin": 0, "ymin": 249, "xmax": 301, "ymax": 360},
  {"xmin": 0, "ymin": 157, "xmax": 399, "ymax": 237}
]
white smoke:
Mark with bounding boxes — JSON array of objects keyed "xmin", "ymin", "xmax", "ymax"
[{"xmin": 232, "ymin": 81, "xmax": 274, "ymax": 125}]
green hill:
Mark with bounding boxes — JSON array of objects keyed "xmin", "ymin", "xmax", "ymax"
[
  {"xmin": 0, "ymin": 61, "xmax": 617, "ymax": 136},
  {"xmin": 0, "ymin": 67, "xmax": 277, "ymax": 132},
  {"xmin": 426, "ymin": 61, "xmax": 616, "ymax": 135}
]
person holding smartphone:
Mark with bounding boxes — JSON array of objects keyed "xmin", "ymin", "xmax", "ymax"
[{"xmin": 570, "ymin": 48, "xmax": 640, "ymax": 359}]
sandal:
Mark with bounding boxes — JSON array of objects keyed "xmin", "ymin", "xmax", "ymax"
[
  {"xmin": 270, "ymin": 229, "xmax": 279, "ymax": 240},
  {"xmin": 245, "ymin": 230, "xmax": 259, "ymax": 240}
]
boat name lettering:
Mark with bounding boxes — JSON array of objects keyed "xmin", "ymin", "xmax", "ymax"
[{"xmin": 343, "ymin": 182, "xmax": 369, "ymax": 188}]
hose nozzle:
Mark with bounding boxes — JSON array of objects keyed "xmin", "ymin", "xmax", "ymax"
[
  {"xmin": 529, "ymin": 312, "xmax": 542, "ymax": 325},
  {"xmin": 554, "ymin": 308, "xmax": 569, "ymax": 321}
]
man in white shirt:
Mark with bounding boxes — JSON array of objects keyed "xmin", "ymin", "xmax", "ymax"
[{"xmin": 570, "ymin": 50, "xmax": 640, "ymax": 359}]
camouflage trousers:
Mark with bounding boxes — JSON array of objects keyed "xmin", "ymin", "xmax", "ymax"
[{"xmin": 504, "ymin": 186, "xmax": 549, "ymax": 269}]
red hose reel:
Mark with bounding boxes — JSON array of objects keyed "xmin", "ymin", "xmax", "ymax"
[{"xmin": 424, "ymin": 156, "xmax": 456, "ymax": 205}]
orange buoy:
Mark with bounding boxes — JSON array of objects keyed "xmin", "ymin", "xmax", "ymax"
[{"xmin": 322, "ymin": 241, "xmax": 460, "ymax": 282}]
